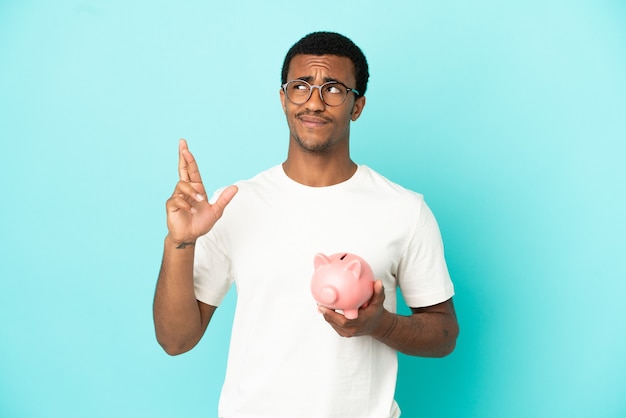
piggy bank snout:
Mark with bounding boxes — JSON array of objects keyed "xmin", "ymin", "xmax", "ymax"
[{"xmin": 318, "ymin": 286, "xmax": 338, "ymax": 304}]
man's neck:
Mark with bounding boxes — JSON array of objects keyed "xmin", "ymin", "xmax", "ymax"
[{"xmin": 282, "ymin": 156, "xmax": 357, "ymax": 187}]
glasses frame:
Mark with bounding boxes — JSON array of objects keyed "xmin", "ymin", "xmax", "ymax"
[{"xmin": 281, "ymin": 79, "xmax": 360, "ymax": 107}]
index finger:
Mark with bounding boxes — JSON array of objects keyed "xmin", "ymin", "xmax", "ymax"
[
  {"xmin": 318, "ymin": 306, "xmax": 344, "ymax": 322},
  {"xmin": 178, "ymin": 139, "xmax": 204, "ymax": 184}
]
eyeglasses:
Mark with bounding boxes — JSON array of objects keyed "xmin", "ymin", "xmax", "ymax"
[{"xmin": 281, "ymin": 80, "xmax": 360, "ymax": 107}]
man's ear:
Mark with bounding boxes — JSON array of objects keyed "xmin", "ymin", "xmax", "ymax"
[
  {"xmin": 351, "ymin": 96, "xmax": 366, "ymax": 121},
  {"xmin": 280, "ymin": 89, "xmax": 287, "ymax": 113}
]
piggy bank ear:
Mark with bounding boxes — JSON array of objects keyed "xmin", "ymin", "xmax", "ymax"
[
  {"xmin": 345, "ymin": 260, "xmax": 362, "ymax": 278},
  {"xmin": 314, "ymin": 253, "xmax": 331, "ymax": 270}
]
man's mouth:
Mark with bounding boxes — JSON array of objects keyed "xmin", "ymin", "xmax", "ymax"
[{"xmin": 297, "ymin": 114, "xmax": 330, "ymax": 128}]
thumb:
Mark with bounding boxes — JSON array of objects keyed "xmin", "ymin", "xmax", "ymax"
[
  {"xmin": 372, "ymin": 280, "xmax": 385, "ymax": 304},
  {"xmin": 211, "ymin": 185, "xmax": 239, "ymax": 217}
]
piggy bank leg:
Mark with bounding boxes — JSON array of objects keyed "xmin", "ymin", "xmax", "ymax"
[{"xmin": 344, "ymin": 309, "xmax": 359, "ymax": 319}]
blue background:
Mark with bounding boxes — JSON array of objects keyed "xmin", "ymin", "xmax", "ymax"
[{"xmin": 1, "ymin": 1, "xmax": 625, "ymax": 417}]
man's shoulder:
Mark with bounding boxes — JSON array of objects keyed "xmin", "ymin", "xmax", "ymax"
[
  {"xmin": 358, "ymin": 165, "xmax": 425, "ymax": 202},
  {"xmin": 207, "ymin": 165, "xmax": 281, "ymax": 204},
  {"xmin": 234, "ymin": 164, "xmax": 284, "ymax": 192},
  {"xmin": 243, "ymin": 164, "xmax": 283, "ymax": 183}
]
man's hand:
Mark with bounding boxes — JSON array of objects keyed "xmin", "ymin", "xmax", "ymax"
[
  {"xmin": 319, "ymin": 281, "xmax": 459, "ymax": 357},
  {"xmin": 165, "ymin": 139, "xmax": 238, "ymax": 246},
  {"xmin": 318, "ymin": 280, "xmax": 387, "ymax": 338}
]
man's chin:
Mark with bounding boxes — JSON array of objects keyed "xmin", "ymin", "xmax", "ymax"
[{"xmin": 294, "ymin": 135, "xmax": 335, "ymax": 154}]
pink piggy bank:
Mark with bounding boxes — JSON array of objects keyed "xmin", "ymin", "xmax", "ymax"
[{"xmin": 311, "ymin": 253, "xmax": 375, "ymax": 319}]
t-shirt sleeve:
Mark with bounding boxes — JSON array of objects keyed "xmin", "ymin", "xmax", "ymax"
[
  {"xmin": 193, "ymin": 229, "xmax": 234, "ymax": 306},
  {"xmin": 397, "ymin": 198, "xmax": 455, "ymax": 308},
  {"xmin": 193, "ymin": 188, "xmax": 235, "ymax": 306}
]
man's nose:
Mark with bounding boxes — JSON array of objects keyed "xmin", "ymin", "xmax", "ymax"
[{"xmin": 305, "ymin": 86, "xmax": 326, "ymax": 111}]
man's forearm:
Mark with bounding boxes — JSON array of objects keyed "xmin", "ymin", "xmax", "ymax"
[
  {"xmin": 153, "ymin": 235, "xmax": 204, "ymax": 355},
  {"xmin": 372, "ymin": 301, "xmax": 459, "ymax": 357}
]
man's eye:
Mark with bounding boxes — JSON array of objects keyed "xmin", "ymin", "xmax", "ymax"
[
  {"xmin": 325, "ymin": 85, "xmax": 343, "ymax": 94},
  {"xmin": 293, "ymin": 83, "xmax": 309, "ymax": 91}
]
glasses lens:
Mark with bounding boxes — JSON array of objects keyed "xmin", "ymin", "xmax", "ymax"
[
  {"xmin": 321, "ymin": 83, "xmax": 348, "ymax": 106},
  {"xmin": 285, "ymin": 81, "xmax": 311, "ymax": 104}
]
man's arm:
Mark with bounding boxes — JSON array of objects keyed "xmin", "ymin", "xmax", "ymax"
[
  {"xmin": 153, "ymin": 139, "xmax": 237, "ymax": 356},
  {"xmin": 374, "ymin": 298, "xmax": 458, "ymax": 357},
  {"xmin": 318, "ymin": 281, "xmax": 459, "ymax": 357},
  {"xmin": 153, "ymin": 236, "xmax": 217, "ymax": 355}
]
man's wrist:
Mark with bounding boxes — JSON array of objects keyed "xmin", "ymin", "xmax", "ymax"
[
  {"xmin": 372, "ymin": 310, "xmax": 398, "ymax": 341},
  {"xmin": 165, "ymin": 235, "xmax": 197, "ymax": 250}
]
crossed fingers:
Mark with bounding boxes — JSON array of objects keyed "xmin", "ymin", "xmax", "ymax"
[{"xmin": 178, "ymin": 139, "xmax": 203, "ymax": 184}]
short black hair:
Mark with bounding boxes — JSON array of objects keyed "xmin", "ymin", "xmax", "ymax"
[{"xmin": 281, "ymin": 31, "xmax": 369, "ymax": 97}]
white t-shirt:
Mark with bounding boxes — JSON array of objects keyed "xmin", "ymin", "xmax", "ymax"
[{"xmin": 194, "ymin": 164, "xmax": 454, "ymax": 418}]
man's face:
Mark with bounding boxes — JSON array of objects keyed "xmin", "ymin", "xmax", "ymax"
[{"xmin": 280, "ymin": 54, "xmax": 366, "ymax": 154}]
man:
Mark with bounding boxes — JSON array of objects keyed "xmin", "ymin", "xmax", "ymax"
[{"xmin": 154, "ymin": 31, "xmax": 459, "ymax": 418}]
